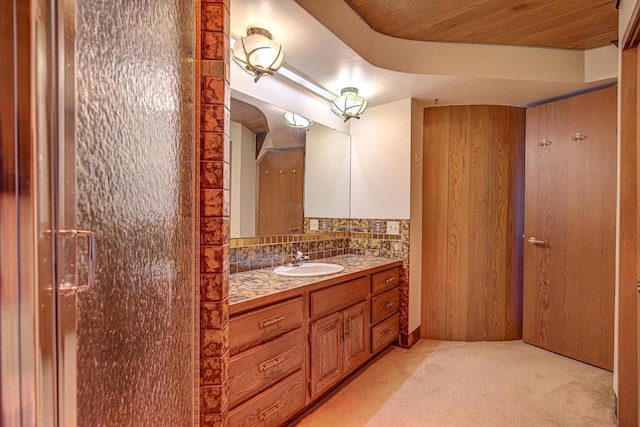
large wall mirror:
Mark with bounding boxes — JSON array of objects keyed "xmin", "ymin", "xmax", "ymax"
[{"xmin": 230, "ymin": 90, "xmax": 351, "ymax": 238}]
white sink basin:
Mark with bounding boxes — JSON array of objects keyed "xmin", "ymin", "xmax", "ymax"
[{"xmin": 273, "ymin": 263, "xmax": 344, "ymax": 277}]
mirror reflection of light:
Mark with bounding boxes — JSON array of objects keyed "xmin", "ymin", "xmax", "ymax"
[{"xmin": 284, "ymin": 111, "xmax": 313, "ymax": 130}]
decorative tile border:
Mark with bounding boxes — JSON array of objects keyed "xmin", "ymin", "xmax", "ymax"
[{"xmin": 197, "ymin": 1, "xmax": 230, "ymax": 425}]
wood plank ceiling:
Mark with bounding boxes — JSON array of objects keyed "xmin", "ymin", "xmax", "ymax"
[{"xmin": 343, "ymin": 0, "xmax": 618, "ymax": 50}]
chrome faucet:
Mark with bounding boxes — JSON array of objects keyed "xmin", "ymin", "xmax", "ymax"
[{"xmin": 291, "ymin": 251, "xmax": 309, "ymax": 266}]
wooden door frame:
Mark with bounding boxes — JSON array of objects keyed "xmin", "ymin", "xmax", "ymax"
[{"xmin": 619, "ymin": 20, "xmax": 640, "ymax": 424}]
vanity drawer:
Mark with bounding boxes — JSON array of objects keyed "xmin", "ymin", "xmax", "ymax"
[
  {"xmin": 371, "ymin": 287, "xmax": 400, "ymax": 324},
  {"xmin": 229, "ymin": 328, "xmax": 304, "ymax": 408},
  {"xmin": 371, "ymin": 267, "xmax": 400, "ymax": 294},
  {"xmin": 229, "ymin": 370, "xmax": 305, "ymax": 427},
  {"xmin": 310, "ymin": 276, "xmax": 368, "ymax": 319},
  {"xmin": 371, "ymin": 313, "xmax": 399, "ymax": 354},
  {"xmin": 230, "ymin": 297, "xmax": 303, "ymax": 356}
]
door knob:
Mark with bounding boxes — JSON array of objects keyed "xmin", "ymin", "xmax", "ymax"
[{"xmin": 527, "ymin": 237, "xmax": 545, "ymax": 245}]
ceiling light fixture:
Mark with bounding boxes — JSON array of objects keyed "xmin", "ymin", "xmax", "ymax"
[
  {"xmin": 231, "ymin": 27, "xmax": 285, "ymax": 82},
  {"xmin": 284, "ymin": 112, "xmax": 313, "ymax": 131},
  {"xmin": 330, "ymin": 87, "xmax": 368, "ymax": 122}
]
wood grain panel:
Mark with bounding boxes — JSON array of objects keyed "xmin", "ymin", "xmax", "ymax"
[
  {"xmin": 579, "ymin": 87, "xmax": 616, "ymax": 369},
  {"xmin": 229, "ymin": 328, "xmax": 304, "ymax": 408},
  {"xmin": 371, "ymin": 267, "xmax": 400, "ymax": 294},
  {"xmin": 230, "ymin": 98, "xmax": 268, "ymax": 134},
  {"xmin": 343, "ymin": 301, "xmax": 370, "ymax": 374},
  {"xmin": 371, "ymin": 287, "xmax": 400, "ymax": 324},
  {"xmin": 342, "ymin": 0, "xmax": 617, "ymax": 50},
  {"xmin": 372, "ymin": 313, "xmax": 399, "ymax": 353},
  {"xmin": 507, "ymin": 107, "xmax": 526, "ymax": 341},
  {"xmin": 446, "ymin": 106, "xmax": 471, "ymax": 341},
  {"xmin": 229, "ymin": 297, "xmax": 303, "ymax": 356},
  {"xmin": 257, "ymin": 149, "xmax": 304, "ymax": 236},
  {"xmin": 488, "ymin": 106, "xmax": 525, "ymax": 341},
  {"xmin": 543, "ymin": 96, "xmax": 570, "ymax": 355},
  {"xmin": 310, "ymin": 311, "xmax": 343, "ymax": 398},
  {"xmin": 618, "ymin": 47, "xmax": 638, "ymax": 426},
  {"xmin": 523, "ymin": 104, "xmax": 543, "ymax": 346},
  {"xmin": 563, "ymin": 93, "xmax": 587, "ymax": 361},
  {"xmin": 310, "ymin": 276, "xmax": 368, "ymax": 320},
  {"xmin": 229, "ymin": 370, "xmax": 304, "ymax": 427},
  {"xmin": 464, "ymin": 106, "xmax": 491, "ymax": 341},
  {"xmin": 422, "ymin": 107, "xmax": 450, "ymax": 339},
  {"xmin": 422, "ymin": 105, "xmax": 525, "ymax": 342},
  {"xmin": 523, "ymin": 86, "xmax": 616, "ymax": 371}
]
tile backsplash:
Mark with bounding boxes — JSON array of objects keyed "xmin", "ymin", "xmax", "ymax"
[
  {"xmin": 229, "ymin": 218, "xmax": 410, "ymax": 272},
  {"xmin": 229, "ymin": 232, "xmax": 350, "ymax": 273}
]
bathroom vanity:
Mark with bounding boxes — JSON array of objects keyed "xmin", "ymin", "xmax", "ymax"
[{"xmin": 228, "ymin": 255, "xmax": 402, "ymax": 426}]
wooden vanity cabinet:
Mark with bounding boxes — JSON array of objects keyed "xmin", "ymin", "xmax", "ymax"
[
  {"xmin": 229, "ymin": 262, "xmax": 402, "ymax": 426},
  {"xmin": 229, "ymin": 297, "xmax": 305, "ymax": 427},
  {"xmin": 309, "ymin": 300, "xmax": 370, "ymax": 398},
  {"xmin": 370, "ymin": 267, "xmax": 400, "ymax": 353}
]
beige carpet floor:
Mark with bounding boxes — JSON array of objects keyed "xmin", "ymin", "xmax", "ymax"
[{"xmin": 295, "ymin": 340, "xmax": 616, "ymax": 427}]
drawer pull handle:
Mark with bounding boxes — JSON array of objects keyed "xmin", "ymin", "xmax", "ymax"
[
  {"xmin": 259, "ymin": 315, "xmax": 285, "ymax": 329},
  {"xmin": 383, "ymin": 277, "xmax": 396, "ymax": 284},
  {"xmin": 259, "ymin": 355, "xmax": 285, "ymax": 372},
  {"xmin": 382, "ymin": 300, "xmax": 396, "ymax": 308},
  {"xmin": 259, "ymin": 401, "xmax": 284, "ymax": 420},
  {"xmin": 382, "ymin": 327, "xmax": 394, "ymax": 336}
]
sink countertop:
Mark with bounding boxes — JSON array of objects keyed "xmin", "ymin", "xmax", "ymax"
[{"xmin": 230, "ymin": 255, "xmax": 402, "ymax": 306}]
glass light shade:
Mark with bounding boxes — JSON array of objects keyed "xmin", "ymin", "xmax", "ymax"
[
  {"xmin": 330, "ymin": 87, "xmax": 368, "ymax": 122},
  {"xmin": 284, "ymin": 112, "xmax": 312, "ymax": 130},
  {"xmin": 232, "ymin": 27, "xmax": 285, "ymax": 82}
]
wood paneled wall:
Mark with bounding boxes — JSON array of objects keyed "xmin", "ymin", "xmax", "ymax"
[{"xmin": 422, "ymin": 105, "xmax": 525, "ymax": 341}]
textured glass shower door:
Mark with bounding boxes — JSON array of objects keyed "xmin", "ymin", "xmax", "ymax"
[{"xmin": 48, "ymin": 0, "xmax": 196, "ymax": 425}]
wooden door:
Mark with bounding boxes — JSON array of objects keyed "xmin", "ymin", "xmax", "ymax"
[
  {"xmin": 310, "ymin": 312, "xmax": 343, "ymax": 398},
  {"xmin": 257, "ymin": 150, "xmax": 303, "ymax": 235},
  {"xmin": 342, "ymin": 302, "xmax": 369, "ymax": 374},
  {"xmin": 523, "ymin": 86, "xmax": 616, "ymax": 370}
]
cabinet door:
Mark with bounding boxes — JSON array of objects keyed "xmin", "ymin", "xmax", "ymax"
[
  {"xmin": 310, "ymin": 311, "xmax": 343, "ymax": 398},
  {"xmin": 343, "ymin": 301, "xmax": 370, "ymax": 374}
]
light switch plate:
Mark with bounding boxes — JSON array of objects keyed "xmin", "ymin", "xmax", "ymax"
[
  {"xmin": 387, "ymin": 221, "xmax": 400, "ymax": 235},
  {"xmin": 310, "ymin": 219, "xmax": 319, "ymax": 231}
]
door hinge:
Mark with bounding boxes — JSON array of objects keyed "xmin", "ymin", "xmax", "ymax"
[{"xmin": 637, "ymin": 281, "xmax": 640, "ymax": 293}]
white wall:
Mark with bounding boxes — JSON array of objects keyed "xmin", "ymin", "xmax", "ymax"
[
  {"xmin": 304, "ymin": 125, "xmax": 351, "ymax": 218},
  {"xmin": 230, "ymin": 122, "xmax": 256, "ymax": 237},
  {"xmin": 350, "ymin": 99, "xmax": 412, "ymax": 219},
  {"xmin": 409, "ymin": 99, "xmax": 425, "ymax": 334}
]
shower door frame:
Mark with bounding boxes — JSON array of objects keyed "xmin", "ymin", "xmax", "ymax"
[{"xmin": 1, "ymin": 0, "xmax": 80, "ymax": 425}]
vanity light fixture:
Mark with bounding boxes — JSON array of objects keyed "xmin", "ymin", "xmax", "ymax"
[
  {"xmin": 284, "ymin": 112, "xmax": 313, "ymax": 131},
  {"xmin": 330, "ymin": 87, "xmax": 368, "ymax": 122},
  {"xmin": 231, "ymin": 27, "xmax": 285, "ymax": 82}
]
